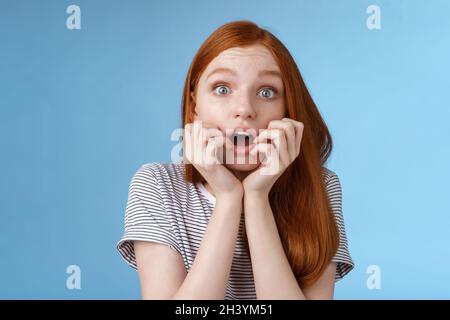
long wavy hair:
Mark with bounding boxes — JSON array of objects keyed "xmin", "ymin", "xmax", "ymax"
[{"xmin": 180, "ymin": 20, "xmax": 339, "ymax": 288}]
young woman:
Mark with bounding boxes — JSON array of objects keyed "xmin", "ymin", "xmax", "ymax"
[{"xmin": 117, "ymin": 20, "xmax": 354, "ymax": 300}]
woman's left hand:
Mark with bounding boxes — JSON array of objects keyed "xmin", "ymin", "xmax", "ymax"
[{"xmin": 242, "ymin": 118, "xmax": 304, "ymax": 197}]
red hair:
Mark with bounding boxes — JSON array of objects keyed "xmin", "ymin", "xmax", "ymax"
[{"xmin": 181, "ymin": 20, "xmax": 339, "ymax": 288}]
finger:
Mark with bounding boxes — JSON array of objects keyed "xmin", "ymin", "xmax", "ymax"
[
  {"xmin": 282, "ymin": 118, "xmax": 304, "ymax": 155},
  {"xmin": 205, "ymin": 137, "xmax": 221, "ymax": 166},
  {"xmin": 252, "ymin": 129, "xmax": 272, "ymax": 144},
  {"xmin": 255, "ymin": 129, "xmax": 288, "ymax": 166},
  {"xmin": 249, "ymin": 142, "xmax": 280, "ymax": 174},
  {"xmin": 201, "ymin": 128, "xmax": 224, "ymax": 145},
  {"xmin": 210, "ymin": 134, "xmax": 235, "ymax": 152},
  {"xmin": 249, "ymin": 142, "xmax": 277, "ymax": 165},
  {"xmin": 271, "ymin": 120, "xmax": 296, "ymax": 161},
  {"xmin": 282, "ymin": 117, "xmax": 303, "ymax": 134},
  {"xmin": 202, "ymin": 129, "xmax": 225, "ymax": 164},
  {"xmin": 199, "ymin": 121, "xmax": 223, "ymax": 141},
  {"xmin": 207, "ymin": 135, "xmax": 227, "ymax": 164},
  {"xmin": 295, "ymin": 122, "xmax": 304, "ymax": 155},
  {"xmin": 192, "ymin": 121, "xmax": 221, "ymax": 164},
  {"xmin": 192, "ymin": 120, "xmax": 222, "ymax": 145},
  {"xmin": 280, "ymin": 119, "xmax": 297, "ymax": 159},
  {"xmin": 222, "ymin": 135, "xmax": 236, "ymax": 164},
  {"xmin": 271, "ymin": 129, "xmax": 288, "ymax": 167}
]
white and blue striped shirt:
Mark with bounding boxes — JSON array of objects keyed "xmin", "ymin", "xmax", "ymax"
[{"xmin": 117, "ymin": 162, "xmax": 354, "ymax": 299}]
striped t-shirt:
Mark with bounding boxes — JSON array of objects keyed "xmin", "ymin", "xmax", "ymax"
[{"xmin": 117, "ymin": 162, "xmax": 354, "ymax": 299}]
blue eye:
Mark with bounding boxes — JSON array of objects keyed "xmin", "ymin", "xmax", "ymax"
[
  {"xmin": 213, "ymin": 85, "xmax": 231, "ymax": 95},
  {"xmin": 259, "ymin": 88, "xmax": 276, "ymax": 99}
]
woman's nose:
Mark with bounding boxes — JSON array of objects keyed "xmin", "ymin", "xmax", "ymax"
[{"xmin": 231, "ymin": 95, "xmax": 256, "ymax": 120}]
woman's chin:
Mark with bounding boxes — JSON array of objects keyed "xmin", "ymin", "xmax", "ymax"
[
  {"xmin": 224, "ymin": 159, "xmax": 261, "ymax": 171},
  {"xmin": 220, "ymin": 145, "xmax": 261, "ymax": 171}
]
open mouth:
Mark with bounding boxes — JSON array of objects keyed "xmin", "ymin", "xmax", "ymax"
[
  {"xmin": 227, "ymin": 131, "xmax": 257, "ymax": 159},
  {"xmin": 231, "ymin": 131, "xmax": 255, "ymax": 147}
]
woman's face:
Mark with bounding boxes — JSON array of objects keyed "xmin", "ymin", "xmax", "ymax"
[{"xmin": 192, "ymin": 44, "xmax": 286, "ymax": 173}]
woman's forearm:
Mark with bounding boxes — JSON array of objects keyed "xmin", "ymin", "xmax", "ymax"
[
  {"xmin": 244, "ymin": 193, "xmax": 306, "ymax": 300},
  {"xmin": 173, "ymin": 194, "xmax": 243, "ymax": 300}
]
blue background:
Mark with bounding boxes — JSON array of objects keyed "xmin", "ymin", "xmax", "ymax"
[{"xmin": 1, "ymin": 0, "xmax": 449, "ymax": 299}]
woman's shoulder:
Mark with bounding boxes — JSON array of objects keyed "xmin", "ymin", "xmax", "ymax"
[
  {"xmin": 322, "ymin": 166, "xmax": 340, "ymax": 186},
  {"xmin": 322, "ymin": 167, "xmax": 343, "ymax": 204},
  {"xmin": 130, "ymin": 162, "xmax": 190, "ymax": 198},
  {"xmin": 135, "ymin": 161, "xmax": 186, "ymax": 180}
]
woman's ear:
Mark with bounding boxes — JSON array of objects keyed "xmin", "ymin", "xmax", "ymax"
[{"xmin": 190, "ymin": 91, "xmax": 198, "ymax": 118}]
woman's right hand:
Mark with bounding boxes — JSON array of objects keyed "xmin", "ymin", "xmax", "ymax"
[{"xmin": 183, "ymin": 121, "xmax": 243, "ymax": 199}]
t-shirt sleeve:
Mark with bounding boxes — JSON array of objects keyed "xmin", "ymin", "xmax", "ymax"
[
  {"xmin": 326, "ymin": 171, "xmax": 355, "ymax": 282},
  {"xmin": 116, "ymin": 164, "xmax": 182, "ymax": 270}
]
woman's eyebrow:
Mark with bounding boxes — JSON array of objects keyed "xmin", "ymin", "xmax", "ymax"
[
  {"xmin": 206, "ymin": 67, "xmax": 236, "ymax": 80},
  {"xmin": 206, "ymin": 67, "xmax": 282, "ymax": 80},
  {"xmin": 258, "ymin": 69, "xmax": 282, "ymax": 79}
]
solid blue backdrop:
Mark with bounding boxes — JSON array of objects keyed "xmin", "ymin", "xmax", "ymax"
[{"xmin": 1, "ymin": 0, "xmax": 449, "ymax": 299}]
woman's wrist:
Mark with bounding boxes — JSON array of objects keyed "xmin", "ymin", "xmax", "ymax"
[
  {"xmin": 244, "ymin": 190, "xmax": 269, "ymax": 202},
  {"xmin": 216, "ymin": 190, "xmax": 243, "ymax": 204}
]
